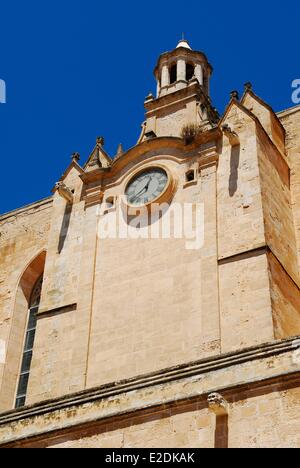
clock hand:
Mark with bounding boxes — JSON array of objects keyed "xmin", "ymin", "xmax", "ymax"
[
  {"xmin": 129, "ymin": 187, "xmax": 147, "ymax": 203},
  {"xmin": 129, "ymin": 177, "xmax": 151, "ymax": 202},
  {"xmin": 143, "ymin": 177, "xmax": 152, "ymax": 193}
]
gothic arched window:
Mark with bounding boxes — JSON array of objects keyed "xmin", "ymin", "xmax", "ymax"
[{"xmin": 15, "ymin": 276, "xmax": 43, "ymax": 408}]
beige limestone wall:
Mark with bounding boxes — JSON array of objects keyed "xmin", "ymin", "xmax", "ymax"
[
  {"xmin": 1, "ymin": 102, "xmax": 299, "ymax": 415},
  {"xmin": 144, "ymin": 81, "xmax": 211, "ymax": 141},
  {"xmin": 199, "ymin": 162, "xmax": 220, "ymax": 354},
  {"xmin": 217, "ymin": 104, "xmax": 275, "ymax": 352},
  {"xmin": 242, "ymin": 92, "xmax": 286, "ymax": 155},
  {"xmin": 25, "ymin": 151, "xmax": 221, "ymax": 403},
  {"xmin": 218, "ymin": 107, "xmax": 266, "ymax": 261},
  {"xmin": 256, "ymin": 125, "xmax": 299, "ymax": 285},
  {"xmin": 27, "ymin": 203, "xmax": 104, "ymax": 404},
  {"xmin": 219, "ymin": 251, "xmax": 274, "ymax": 353},
  {"xmin": 86, "ymin": 156, "xmax": 220, "ymax": 389},
  {"xmin": 27, "ymin": 167, "xmax": 90, "ymax": 404},
  {"xmin": 0, "ymin": 339, "xmax": 298, "ymax": 448},
  {"xmin": 218, "ymin": 101, "xmax": 300, "ymax": 353},
  {"xmin": 0, "ymin": 199, "xmax": 52, "ymax": 411},
  {"xmin": 267, "ymin": 251, "xmax": 300, "ymax": 340},
  {"xmin": 229, "ymin": 388, "xmax": 300, "ymax": 448},
  {"xmin": 47, "ymin": 387, "xmax": 300, "ymax": 448},
  {"xmin": 26, "ymin": 307, "xmax": 78, "ymax": 405},
  {"xmin": 50, "ymin": 407, "xmax": 215, "ymax": 449},
  {"xmin": 279, "ymin": 107, "xmax": 300, "ymax": 270},
  {"xmin": 40, "ymin": 166, "xmax": 85, "ymax": 313},
  {"xmin": 153, "ymin": 99, "xmax": 200, "ymax": 138}
]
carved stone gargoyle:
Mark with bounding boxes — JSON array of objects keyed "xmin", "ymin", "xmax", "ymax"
[
  {"xmin": 54, "ymin": 182, "xmax": 74, "ymax": 204},
  {"xmin": 207, "ymin": 393, "xmax": 229, "ymax": 416},
  {"xmin": 221, "ymin": 124, "xmax": 240, "ymax": 146}
]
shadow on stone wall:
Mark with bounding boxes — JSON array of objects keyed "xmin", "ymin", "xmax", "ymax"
[
  {"xmin": 57, "ymin": 204, "xmax": 72, "ymax": 254},
  {"xmin": 229, "ymin": 145, "xmax": 240, "ymax": 197}
]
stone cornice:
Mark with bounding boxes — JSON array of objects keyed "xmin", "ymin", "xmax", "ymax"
[
  {"xmin": 144, "ymin": 82, "xmax": 203, "ymax": 114},
  {"xmin": 0, "ymin": 336, "xmax": 300, "ymax": 447},
  {"xmin": 81, "ymin": 130, "xmax": 221, "ymax": 186}
]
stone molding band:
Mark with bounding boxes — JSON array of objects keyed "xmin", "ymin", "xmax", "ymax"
[{"xmin": 0, "ymin": 335, "xmax": 299, "ymax": 427}]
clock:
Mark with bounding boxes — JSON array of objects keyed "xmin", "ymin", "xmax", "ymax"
[{"xmin": 125, "ymin": 167, "xmax": 169, "ymax": 206}]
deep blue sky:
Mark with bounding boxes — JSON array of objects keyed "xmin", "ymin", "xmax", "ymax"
[{"xmin": 0, "ymin": 1, "xmax": 299, "ymax": 214}]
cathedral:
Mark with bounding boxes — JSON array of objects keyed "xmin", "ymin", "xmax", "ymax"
[{"xmin": 0, "ymin": 39, "xmax": 300, "ymax": 448}]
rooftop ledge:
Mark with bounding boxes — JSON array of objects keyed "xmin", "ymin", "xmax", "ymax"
[
  {"xmin": 277, "ymin": 103, "xmax": 300, "ymax": 118},
  {"xmin": 0, "ymin": 196, "xmax": 53, "ymax": 222}
]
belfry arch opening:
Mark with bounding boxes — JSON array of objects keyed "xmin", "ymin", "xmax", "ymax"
[
  {"xmin": 0, "ymin": 251, "xmax": 46, "ymax": 412},
  {"xmin": 186, "ymin": 63, "xmax": 195, "ymax": 81},
  {"xmin": 170, "ymin": 64, "xmax": 177, "ymax": 84}
]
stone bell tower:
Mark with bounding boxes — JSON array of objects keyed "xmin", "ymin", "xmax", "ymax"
[{"xmin": 140, "ymin": 38, "xmax": 219, "ymax": 142}]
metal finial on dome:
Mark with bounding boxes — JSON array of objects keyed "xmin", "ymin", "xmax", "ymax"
[{"xmin": 176, "ymin": 35, "xmax": 192, "ymax": 50}]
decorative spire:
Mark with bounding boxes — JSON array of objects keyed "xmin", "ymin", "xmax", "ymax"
[
  {"xmin": 96, "ymin": 136, "xmax": 105, "ymax": 147},
  {"xmin": 71, "ymin": 152, "xmax": 80, "ymax": 162},
  {"xmin": 244, "ymin": 82, "xmax": 253, "ymax": 92},
  {"xmin": 116, "ymin": 143, "xmax": 124, "ymax": 158},
  {"xmin": 230, "ymin": 90, "xmax": 239, "ymax": 100},
  {"xmin": 84, "ymin": 136, "xmax": 111, "ymax": 172}
]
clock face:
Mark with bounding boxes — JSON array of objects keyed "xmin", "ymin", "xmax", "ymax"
[{"xmin": 126, "ymin": 168, "xmax": 169, "ymax": 206}]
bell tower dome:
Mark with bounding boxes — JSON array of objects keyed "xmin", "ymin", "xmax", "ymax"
[{"xmin": 139, "ymin": 39, "xmax": 218, "ymax": 142}]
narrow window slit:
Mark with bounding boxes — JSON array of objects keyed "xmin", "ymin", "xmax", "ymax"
[{"xmin": 15, "ymin": 276, "xmax": 43, "ymax": 409}]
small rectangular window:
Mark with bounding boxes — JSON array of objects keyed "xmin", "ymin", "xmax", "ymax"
[{"xmin": 185, "ymin": 170, "xmax": 196, "ymax": 183}]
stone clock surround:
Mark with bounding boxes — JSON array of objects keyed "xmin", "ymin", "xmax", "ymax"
[{"xmin": 124, "ymin": 165, "xmax": 174, "ymax": 209}]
